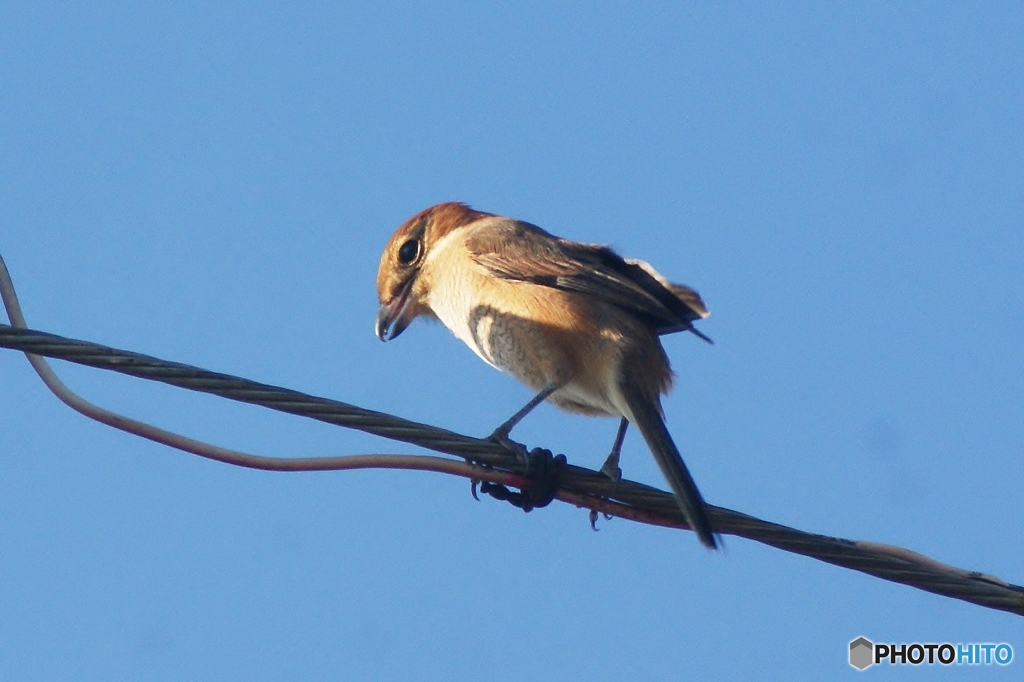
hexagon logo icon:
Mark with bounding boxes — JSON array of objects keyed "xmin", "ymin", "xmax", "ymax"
[{"xmin": 849, "ymin": 637, "xmax": 874, "ymax": 670}]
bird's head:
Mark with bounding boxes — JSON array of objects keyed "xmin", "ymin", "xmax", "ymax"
[{"xmin": 375, "ymin": 202, "xmax": 488, "ymax": 341}]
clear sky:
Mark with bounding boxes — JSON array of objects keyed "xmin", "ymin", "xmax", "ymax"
[{"xmin": 1, "ymin": 2, "xmax": 1021, "ymax": 679}]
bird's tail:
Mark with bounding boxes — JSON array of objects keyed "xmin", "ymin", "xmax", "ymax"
[{"xmin": 620, "ymin": 384, "xmax": 718, "ymax": 549}]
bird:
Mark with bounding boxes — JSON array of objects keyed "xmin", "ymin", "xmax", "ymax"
[{"xmin": 375, "ymin": 202, "xmax": 718, "ymax": 548}]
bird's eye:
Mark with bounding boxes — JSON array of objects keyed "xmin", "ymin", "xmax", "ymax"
[{"xmin": 397, "ymin": 239, "xmax": 420, "ymax": 265}]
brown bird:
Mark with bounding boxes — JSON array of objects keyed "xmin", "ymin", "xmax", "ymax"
[{"xmin": 375, "ymin": 202, "xmax": 718, "ymax": 548}]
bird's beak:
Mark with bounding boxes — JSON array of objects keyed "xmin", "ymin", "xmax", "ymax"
[{"xmin": 375, "ymin": 279, "xmax": 416, "ymax": 341}]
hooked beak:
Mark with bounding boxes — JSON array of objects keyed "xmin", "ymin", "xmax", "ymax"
[{"xmin": 375, "ymin": 279, "xmax": 416, "ymax": 341}]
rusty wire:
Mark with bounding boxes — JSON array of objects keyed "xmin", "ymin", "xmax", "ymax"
[{"xmin": 1, "ymin": 256, "xmax": 1021, "ymax": 617}]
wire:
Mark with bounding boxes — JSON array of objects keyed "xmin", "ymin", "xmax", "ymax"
[{"xmin": 1, "ymin": 253, "xmax": 1021, "ymax": 616}]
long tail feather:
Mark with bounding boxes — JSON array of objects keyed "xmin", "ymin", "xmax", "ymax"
[{"xmin": 620, "ymin": 385, "xmax": 717, "ymax": 549}]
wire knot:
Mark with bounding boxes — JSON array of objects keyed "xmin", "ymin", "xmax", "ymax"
[{"xmin": 478, "ymin": 447, "xmax": 566, "ymax": 512}]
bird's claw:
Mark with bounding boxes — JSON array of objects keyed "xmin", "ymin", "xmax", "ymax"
[
  {"xmin": 599, "ymin": 449, "xmax": 622, "ymax": 482},
  {"xmin": 589, "ymin": 509, "xmax": 613, "ymax": 530},
  {"xmin": 599, "ymin": 460, "xmax": 622, "ymax": 482},
  {"xmin": 488, "ymin": 429, "xmax": 530, "ymax": 464}
]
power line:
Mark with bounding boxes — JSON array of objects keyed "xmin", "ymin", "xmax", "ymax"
[
  {"xmin": 1, "ymin": 252, "xmax": 1020, "ymax": 617},
  {"xmin": 0, "ymin": 322, "xmax": 1020, "ymax": 616}
]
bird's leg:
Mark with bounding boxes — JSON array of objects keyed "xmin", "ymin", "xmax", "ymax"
[
  {"xmin": 480, "ymin": 385, "xmax": 566, "ymax": 507},
  {"xmin": 488, "ymin": 384, "xmax": 558, "ymax": 456},
  {"xmin": 600, "ymin": 417, "xmax": 629, "ymax": 481}
]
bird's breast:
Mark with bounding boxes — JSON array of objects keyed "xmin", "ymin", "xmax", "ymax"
[
  {"xmin": 425, "ymin": 266, "xmax": 542, "ymax": 378},
  {"xmin": 423, "ymin": 264, "xmax": 624, "ymax": 417},
  {"xmin": 426, "ymin": 271, "xmax": 505, "ymax": 372}
]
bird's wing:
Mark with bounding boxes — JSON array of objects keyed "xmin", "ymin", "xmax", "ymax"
[{"xmin": 466, "ymin": 220, "xmax": 708, "ymax": 336}]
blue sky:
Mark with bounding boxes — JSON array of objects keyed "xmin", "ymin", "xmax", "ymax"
[{"xmin": 1, "ymin": 2, "xmax": 1021, "ymax": 679}]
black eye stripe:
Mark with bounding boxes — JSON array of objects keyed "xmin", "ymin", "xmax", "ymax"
[{"xmin": 397, "ymin": 239, "xmax": 419, "ymax": 265}]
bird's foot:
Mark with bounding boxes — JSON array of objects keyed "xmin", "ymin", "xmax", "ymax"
[
  {"xmin": 589, "ymin": 508, "xmax": 613, "ymax": 531},
  {"xmin": 478, "ymin": 447, "xmax": 567, "ymax": 512},
  {"xmin": 599, "ymin": 450, "xmax": 622, "ymax": 482},
  {"xmin": 487, "ymin": 427, "xmax": 530, "ymax": 464}
]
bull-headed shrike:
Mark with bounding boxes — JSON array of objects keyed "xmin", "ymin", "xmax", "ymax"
[{"xmin": 375, "ymin": 202, "xmax": 717, "ymax": 548}]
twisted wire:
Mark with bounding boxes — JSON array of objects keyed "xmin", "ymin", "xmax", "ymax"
[{"xmin": 1, "ymin": 322, "xmax": 1021, "ymax": 617}]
